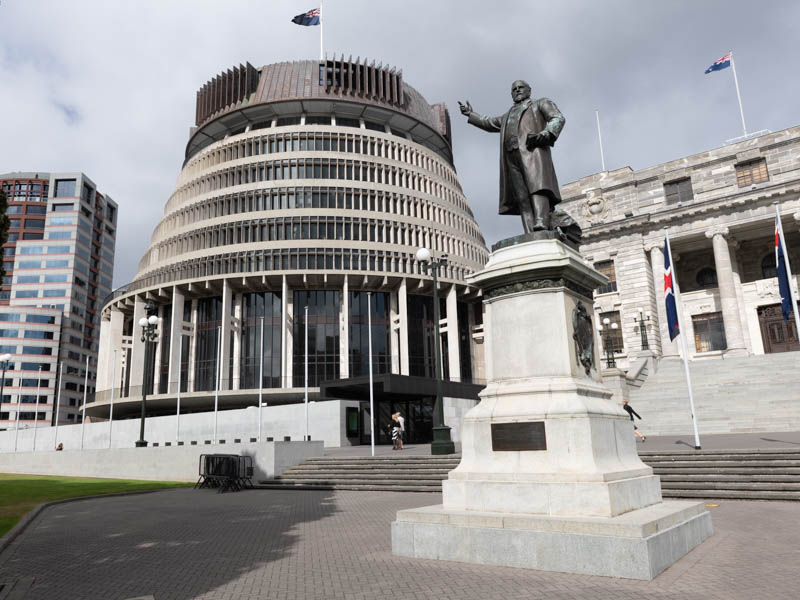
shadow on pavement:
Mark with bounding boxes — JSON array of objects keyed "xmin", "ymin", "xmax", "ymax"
[{"xmin": 0, "ymin": 487, "xmax": 339, "ymax": 600}]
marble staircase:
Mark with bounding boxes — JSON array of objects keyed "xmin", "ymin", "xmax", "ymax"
[{"xmin": 627, "ymin": 351, "xmax": 800, "ymax": 435}]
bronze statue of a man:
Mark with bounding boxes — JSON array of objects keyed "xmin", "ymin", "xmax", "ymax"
[{"xmin": 459, "ymin": 80, "xmax": 566, "ymax": 233}]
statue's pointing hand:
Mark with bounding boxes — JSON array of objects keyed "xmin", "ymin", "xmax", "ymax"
[{"xmin": 458, "ymin": 100, "xmax": 472, "ymax": 116}]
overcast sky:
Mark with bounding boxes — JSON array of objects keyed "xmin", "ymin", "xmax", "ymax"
[{"xmin": 2, "ymin": 0, "xmax": 799, "ymax": 287}]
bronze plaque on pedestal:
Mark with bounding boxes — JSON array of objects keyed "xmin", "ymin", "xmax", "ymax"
[{"xmin": 491, "ymin": 421, "xmax": 547, "ymax": 451}]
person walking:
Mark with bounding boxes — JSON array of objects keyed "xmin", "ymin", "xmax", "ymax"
[
  {"xmin": 394, "ymin": 411, "xmax": 405, "ymax": 450},
  {"xmin": 622, "ymin": 399, "xmax": 646, "ymax": 442},
  {"xmin": 390, "ymin": 416, "xmax": 401, "ymax": 450}
]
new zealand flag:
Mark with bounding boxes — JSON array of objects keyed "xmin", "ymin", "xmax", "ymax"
[
  {"xmin": 665, "ymin": 237, "xmax": 680, "ymax": 340},
  {"xmin": 705, "ymin": 54, "xmax": 731, "ymax": 74},
  {"xmin": 776, "ymin": 218, "xmax": 794, "ymax": 321},
  {"xmin": 292, "ymin": 8, "xmax": 320, "ymax": 26}
]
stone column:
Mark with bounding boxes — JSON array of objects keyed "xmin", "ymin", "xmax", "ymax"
[
  {"xmin": 705, "ymin": 226, "xmax": 747, "ymax": 356},
  {"xmin": 390, "ymin": 290, "xmax": 400, "ymax": 374},
  {"xmin": 232, "ymin": 293, "xmax": 242, "ymax": 390},
  {"xmin": 167, "ymin": 287, "xmax": 185, "ymax": 394},
  {"xmin": 446, "ymin": 284, "xmax": 461, "ymax": 381},
  {"xmin": 340, "ymin": 278, "xmax": 349, "ymax": 379},
  {"xmin": 188, "ymin": 299, "xmax": 198, "ymax": 392},
  {"xmin": 129, "ymin": 296, "xmax": 147, "ymax": 393},
  {"xmin": 96, "ymin": 309, "xmax": 124, "ymax": 392},
  {"xmin": 220, "ymin": 280, "xmax": 233, "ymax": 390},
  {"xmin": 282, "ymin": 276, "xmax": 292, "ymax": 387},
  {"xmin": 398, "ymin": 278, "xmax": 409, "ymax": 375},
  {"xmin": 648, "ymin": 244, "xmax": 680, "ymax": 358}
]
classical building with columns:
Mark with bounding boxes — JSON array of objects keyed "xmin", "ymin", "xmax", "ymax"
[
  {"xmin": 559, "ymin": 125, "xmax": 800, "ymax": 368},
  {"xmin": 90, "ymin": 58, "xmax": 489, "ymax": 445}
]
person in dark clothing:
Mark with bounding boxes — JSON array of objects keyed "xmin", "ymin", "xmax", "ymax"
[{"xmin": 622, "ymin": 399, "xmax": 646, "ymax": 442}]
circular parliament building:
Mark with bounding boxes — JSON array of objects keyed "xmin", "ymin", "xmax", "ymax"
[{"xmin": 92, "ymin": 58, "xmax": 489, "ymax": 446}]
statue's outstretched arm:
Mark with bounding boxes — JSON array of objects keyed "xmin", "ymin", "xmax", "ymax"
[{"xmin": 459, "ymin": 100, "xmax": 503, "ymax": 133}]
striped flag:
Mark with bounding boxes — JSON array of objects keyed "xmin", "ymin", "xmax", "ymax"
[
  {"xmin": 776, "ymin": 216, "xmax": 794, "ymax": 321},
  {"xmin": 292, "ymin": 8, "xmax": 320, "ymax": 26},
  {"xmin": 664, "ymin": 236, "xmax": 680, "ymax": 340}
]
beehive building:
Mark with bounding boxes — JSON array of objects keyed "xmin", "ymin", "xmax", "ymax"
[{"xmin": 91, "ymin": 58, "xmax": 489, "ymax": 445}]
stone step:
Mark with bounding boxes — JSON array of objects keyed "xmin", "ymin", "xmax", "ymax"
[
  {"xmin": 645, "ymin": 460, "xmax": 800, "ymax": 468},
  {"xmin": 278, "ymin": 472, "xmax": 448, "ymax": 481},
  {"xmin": 660, "ymin": 481, "xmax": 800, "ymax": 491},
  {"xmin": 659, "ymin": 473, "xmax": 800, "ymax": 482},
  {"xmin": 640, "ymin": 449, "xmax": 800, "ymax": 457},
  {"xmin": 651, "ymin": 467, "xmax": 800, "ymax": 475},
  {"xmin": 661, "ymin": 489, "xmax": 800, "ymax": 500},
  {"xmin": 257, "ymin": 482, "xmax": 440, "ymax": 492}
]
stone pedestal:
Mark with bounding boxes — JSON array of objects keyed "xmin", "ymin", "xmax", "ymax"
[{"xmin": 392, "ymin": 239, "xmax": 712, "ymax": 580}]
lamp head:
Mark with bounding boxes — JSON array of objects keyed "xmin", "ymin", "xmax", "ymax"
[
  {"xmin": 0, "ymin": 353, "xmax": 11, "ymax": 361},
  {"xmin": 148, "ymin": 315, "xmax": 159, "ymax": 326},
  {"xmin": 611, "ymin": 322, "xmax": 618, "ymax": 330},
  {"xmin": 602, "ymin": 317, "xmax": 610, "ymax": 325},
  {"xmin": 415, "ymin": 247, "xmax": 431, "ymax": 263},
  {"xmin": 138, "ymin": 317, "xmax": 149, "ymax": 328}
]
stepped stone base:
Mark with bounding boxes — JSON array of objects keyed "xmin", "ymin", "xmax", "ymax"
[{"xmin": 392, "ymin": 500, "xmax": 712, "ymax": 580}]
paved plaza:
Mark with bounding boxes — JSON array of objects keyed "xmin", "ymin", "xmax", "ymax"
[{"xmin": 0, "ymin": 487, "xmax": 798, "ymax": 600}]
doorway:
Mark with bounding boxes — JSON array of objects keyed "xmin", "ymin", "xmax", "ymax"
[
  {"xmin": 359, "ymin": 397, "xmax": 434, "ymax": 445},
  {"xmin": 758, "ymin": 303, "xmax": 800, "ymax": 353}
]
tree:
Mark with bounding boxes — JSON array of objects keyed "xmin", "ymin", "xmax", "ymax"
[{"xmin": 0, "ymin": 189, "xmax": 8, "ymax": 280}]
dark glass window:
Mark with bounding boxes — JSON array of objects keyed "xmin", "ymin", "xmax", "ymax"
[
  {"xmin": 157, "ymin": 305, "xmax": 171, "ymax": 394},
  {"xmin": 348, "ymin": 291, "xmax": 390, "ymax": 377},
  {"xmin": 293, "ymin": 290, "xmax": 340, "ymax": 387},
  {"xmin": 305, "ymin": 115, "xmax": 330, "ymax": 125},
  {"xmin": 240, "ymin": 292, "xmax": 282, "ymax": 389},
  {"xmin": 664, "ymin": 178, "xmax": 693, "ymax": 204},
  {"xmin": 408, "ymin": 295, "xmax": 436, "ymax": 378},
  {"xmin": 736, "ymin": 159, "xmax": 768, "ymax": 187},
  {"xmin": 599, "ymin": 311, "xmax": 624, "ymax": 353},
  {"xmin": 696, "ymin": 267, "xmax": 718, "ymax": 289},
  {"xmin": 761, "ymin": 253, "xmax": 777, "ymax": 279},
  {"xmin": 54, "ymin": 179, "xmax": 76, "ymax": 198},
  {"xmin": 336, "ymin": 117, "xmax": 360, "ymax": 128},
  {"xmin": 194, "ymin": 297, "xmax": 222, "ymax": 392},
  {"xmin": 693, "ymin": 312, "xmax": 727, "ymax": 352},
  {"xmin": 26, "ymin": 205, "xmax": 47, "ymax": 215},
  {"xmin": 594, "ymin": 260, "xmax": 617, "ymax": 294},
  {"xmin": 458, "ymin": 302, "xmax": 473, "ymax": 383}
]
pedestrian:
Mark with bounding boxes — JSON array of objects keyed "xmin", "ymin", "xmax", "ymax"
[
  {"xmin": 622, "ymin": 399, "xmax": 646, "ymax": 442},
  {"xmin": 56, "ymin": 442, "xmax": 63, "ymax": 451},
  {"xmin": 395, "ymin": 411, "xmax": 405, "ymax": 450},
  {"xmin": 390, "ymin": 416, "xmax": 401, "ymax": 450}
]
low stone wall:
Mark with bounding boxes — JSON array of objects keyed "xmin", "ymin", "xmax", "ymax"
[
  {"xmin": 0, "ymin": 399, "xmax": 359, "ymax": 453},
  {"xmin": 0, "ymin": 440, "xmax": 323, "ymax": 482}
]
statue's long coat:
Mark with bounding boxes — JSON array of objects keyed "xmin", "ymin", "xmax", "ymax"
[{"xmin": 468, "ymin": 97, "xmax": 565, "ymax": 215}]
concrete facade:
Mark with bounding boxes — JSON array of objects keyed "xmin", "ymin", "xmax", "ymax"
[
  {"xmin": 558, "ymin": 126, "xmax": 800, "ymax": 368},
  {"xmin": 0, "ymin": 172, "xmax": 117, "ymax": 430},
  {"xmin": 91, "ymin": 58, "xmax": 488, "ymax": 444}
]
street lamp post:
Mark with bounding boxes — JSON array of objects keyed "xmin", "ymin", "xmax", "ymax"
[
  {"xmin": 599, "ymin": 317, "xmax": 619, "ymax": 369},
  {"xmin": 415, "ymin": 247, "xmax": 455, "ymax": 455},
  {"xmin": 135, "ymin": 302, "xmax": 159, "ymax": 448},
  {"xmin": 634, "ymin": 308, "xmax": 650, "ymax": 351}
]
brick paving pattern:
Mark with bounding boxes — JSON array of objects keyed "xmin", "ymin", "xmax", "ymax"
[{"xmin": 0, "ymin": 489, "xmax": 798, "ymax": 599}]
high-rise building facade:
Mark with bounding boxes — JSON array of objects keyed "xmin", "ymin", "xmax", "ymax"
[
  {"xmin": 92, "ymin": 58, "xmax": 489, "ymax": 443},
  {"xmin": 0, "ymin": 172, "xmax": 118, "ymax": 430}
]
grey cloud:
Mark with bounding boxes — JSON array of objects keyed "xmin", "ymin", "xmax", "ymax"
[{"xmin": 1, "ymin": 0, "xmax": 799, "ymax": 285}]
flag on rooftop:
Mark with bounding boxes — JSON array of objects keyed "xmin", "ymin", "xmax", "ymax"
[
  {"xmin": 775, "ymin": 216, "xmax": 794, "ymax": 322},
  {"xmin": 705, "ymin": 54, "xmax": 731, "ymax": 74},
  {"xmin": 292, "ymin": 8, "xmax": 320, "ymax": 26},
  {"xmin": 664, "ymin": 236, "xmax": 680, "ymax": 340}
]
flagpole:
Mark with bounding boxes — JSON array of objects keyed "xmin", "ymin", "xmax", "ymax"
[
  {"xmin": 367, "ymin": 292, "xmax": 375, "ymax": 458},
  {"xmin": 213, "ymin": 325, "xmax": 221, "ymax": 444},
  {"xmin": 319, "ymin": 0, "xmax": 324, "ymax": 61},
  {"xmin": 80, "ymin": 356, "xmax": 88, "ymax": 450},
  {"xmin": 595, "ymin": 110, "xmax": 606, "ymax": 172},
  {"xmin": 175, "ymin": 338, "xmax": 182, "ymax": 443},
  {"xmin": 32, "ymin": 366, "xmax": 41, "ymax": 451},
  {"xmin": 666, "ymin": 229, "xmax": 702, "ymax": 450},
  {"xmin": 729, "ymin": 51, "xmax": 747, "ymax": 137},
  {"xmin": 775, "ymin": 203, "xmax": 800, "ymax": 341},
  {"xmin": 53, "ymin": 362, "xmax": 63, "ymax": 450},
  {"xmin": 258, "ymin": 316, "xmax": 264, "ymax": 442},
  {"xmin": 304, "ymin": 305, "xmax": 309, "ymax": 442}
]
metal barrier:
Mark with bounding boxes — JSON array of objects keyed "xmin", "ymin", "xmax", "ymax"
[{"xmin": 194, "ymin": 454, "xmax": 253, "ymax": 493}]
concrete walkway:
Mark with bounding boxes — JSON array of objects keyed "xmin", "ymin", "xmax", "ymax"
[{"xmin": 0, "ymin": 488, "xmax": 798, "ymax": 599}]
